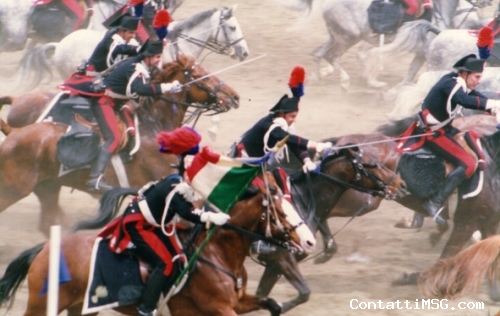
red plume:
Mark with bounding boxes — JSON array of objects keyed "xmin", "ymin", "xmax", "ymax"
[
  {"xmin": 477, "ymin": 26, "xmax": 494, "ymax": 60},
  {"xmin": 156, "ymin": 127, "xmax": 201, "ymax": 155},
  {"xmin": 288, "ymin": 66, "xmax": 305, "ymax": 88},
  {"xmin": 153, "ymin": 9, "xmax": 172, "ymax": 28}
]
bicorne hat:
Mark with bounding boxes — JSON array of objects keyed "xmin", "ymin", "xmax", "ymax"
[
  {"xmin": 138, "ymin": 38, "xmax": 164, "ymax": 56},
  {"xmin": 453, "ymin": 54, "xmax": 486, "ymax": 73},
  {"xmin": 269, "ymin": 94, "xmax": 300, "ymax": 113},
  {"xmin": 109, "ymin": 13, "xmax": 139, "ymax": 31}
]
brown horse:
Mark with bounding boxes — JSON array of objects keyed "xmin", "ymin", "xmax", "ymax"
[
  {"xmin": 416, "ymin": 235, "xmax": 500, "ymax": 300},
  {"xmin": 0, "ymin": 54, "xmax": 239, "ymax": 236},
  {"xmin": 0, "ymin": 92, "xmax": 56, "ymax": 127},
  {"xmin": 256, "ymin": 114, "xmax": 500, "ymax": 312},
  {"xmin": 0, "ymin": 172, "xmax": 310, "ymax": 316}
]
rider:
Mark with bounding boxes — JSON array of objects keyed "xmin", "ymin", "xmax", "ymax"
[
  {"xmin": 59, "ymin": 0, "xmax": 93, "ymax": 30},
  {"xmin": 98, "ymin": 127, "xmax": 230, "ymax": 316},
  {"xmin": 87, "ymin": 38, "xmax": 183, "ymax": 192},
  {"xmin": 419, "ymin": 54, "xmax": 500, "ymax": 225},
  {"xmin": 401, "ymin": 0, "xmax": 432, "ymax": 23},
  {"xmin": 234, "ymin": 66, "xmax": 333, "ymax": 254},
  {"xmin": 86, "ymin": 12, "xmax": 140, "ymax": 75}
]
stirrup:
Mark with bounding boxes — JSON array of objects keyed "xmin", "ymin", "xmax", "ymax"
[{"xmin": 87, "ymin": 175, "xmax": 114, "ymax": 192}]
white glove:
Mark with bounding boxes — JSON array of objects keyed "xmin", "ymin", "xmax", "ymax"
[
  {"xmin": 302, "ymin": 157, "xmax": 317, "ymax": 173},
  {"xmin": 486, "ymin": 99, "xmax": 500, "ymax": 110},
  {"xmin": 161, "ymin": 80, "xmax": 183, "ymax": 94},
  {"xmin": 316, "ymin": 142, "xmax": 333, "ymax": 154},
  {"xmin": 200, "ymin": 212, "xmax": 230, "ymax": 226}
]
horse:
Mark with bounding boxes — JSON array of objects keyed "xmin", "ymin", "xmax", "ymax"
[
  {"xmin": 0, "ymin": 54, "xmax": 239, "ymax": 236},
  {"xmin": 310, "ymin": 0, "xmax": 487, "ymax": 92},
  {"xmin": 17, "ymin": 6, "xmax": 249, "ymax": 90},
  {"xmin": 255, "ymin": 114, "xmax": 499, "ymax": 312},
  {"xmin": 0, "ymin": 0, "xmax": 182, "ymax": 53},
  {"xmin": 0, "ymin": 172, "xmax": 314, "ymax": 316},
  {"xmin": 417, "ymin": 234, "xmax": 500, "ymax": 301},
  {"xmin": 366, "ymin": 5, "xmax": 494, "ymax": 92},
  {"xmin": 251, "ymin": 146, "xmax": 408, "ymax": 313}
]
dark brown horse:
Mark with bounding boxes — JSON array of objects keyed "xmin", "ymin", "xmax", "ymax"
[
  {"xmin": 0, "ymin": 91, "xmax": 56, "ymax": 127},
  {"xmin": 256, "ymin": 114, "xmax": 500, "ymax": 312},
  {"xmin": 0, "ymin": 54, "xmax": 239, "ymax": 236},
  {"xmin": 0, "ymin": 172, "xmax": 309, "ymax": 316}
]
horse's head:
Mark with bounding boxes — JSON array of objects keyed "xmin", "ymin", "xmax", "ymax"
[
  {"xmin": 319, "ymin": 146, "xmax": 407, "ymax": 200},
  {"xmin": 0, "ymin": 0, "xmax": 30, "ymax": 52},
  {"xmin": 176, "ymin": 54, "xmax": 240, "ymax": 111},
  {"xmin": 252, "ymin": 172, "xmax": 316, "ymax": 255},
  {"xmin": 215, "ymin": 5, "xmax": 249, "ymax": 61}
]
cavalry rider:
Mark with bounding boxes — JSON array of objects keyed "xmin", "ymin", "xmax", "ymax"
[
  {"xmin": 419, "ymin": 54, "xmax": 500, "ymax": 225},
  {"xmin": 234, "ymin": 66, "xmax": 333, "ymax": 254},
  {"xmin": 59, "ymin": 0, "xmax": 93, "ymax": 30},
  {"xmin": 86, "ymin": 12, "xmax": 140, "ymax": 74},
  {"xmin": 98, "ymin": 127, "xmax": 230, "ymax": 316},
  {"xmin": 87, "ymin": 39, "xmax": 182, "ymax": 192}
]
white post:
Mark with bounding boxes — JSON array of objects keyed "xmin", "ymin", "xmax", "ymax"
[{"xmin": 47, "ymin": 225, "xmax": 61, "ymax": 316}]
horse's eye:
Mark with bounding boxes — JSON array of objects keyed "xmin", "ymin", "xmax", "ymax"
[{"xmin": 230, "ymin": 26, "xmax": 236, "ymax": 31}]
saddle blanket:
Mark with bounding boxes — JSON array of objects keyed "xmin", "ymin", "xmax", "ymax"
[{"xmin": 82, "ymin": 237, "xmax": 144, "ymax": 315}]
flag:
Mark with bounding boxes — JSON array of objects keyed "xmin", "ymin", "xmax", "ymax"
[
  {"xmin": 186, "ymin": 146, "xmax": 271, "ymax": 213},
  {"xmin": 40, "ymin": 250, "xmax": 72, "ymax": 295}
]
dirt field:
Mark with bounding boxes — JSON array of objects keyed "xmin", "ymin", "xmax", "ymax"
[{"xmin": 1, "ymin": 0, "xmax": 500, "ymax": 315}]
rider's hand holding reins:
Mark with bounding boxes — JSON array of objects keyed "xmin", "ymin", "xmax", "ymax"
[
  {"xmin": 302, "ymin": 157, "xmax": 318, "ymax": 173},
  {"xmin": 200, "ymin": 211, "xmax": 230, "ymax": 226}
]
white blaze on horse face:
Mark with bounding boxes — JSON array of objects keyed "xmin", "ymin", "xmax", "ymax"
[{"xmin": 281, "ymin": 199, "xmax": 316, "ymax": 254}]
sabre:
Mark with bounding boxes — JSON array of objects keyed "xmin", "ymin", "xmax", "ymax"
[
  {"xmin": 182, "ymin": 54, "xmax": 268, "ymax": 86},
  {"xmin": 333, "ymin": 132, "xmax": 435, "ymax": 150}
]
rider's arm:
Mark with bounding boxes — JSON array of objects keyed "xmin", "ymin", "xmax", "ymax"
[{"xmin": 129, "ymin": 76, "xmax": 163, "ymax": 97}]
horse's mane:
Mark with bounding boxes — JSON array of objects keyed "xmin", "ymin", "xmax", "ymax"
[
  {"xmin": 150, "ymin": 61, "xmax": 182, "ymax": 84},
  {"xmin": 376, "ymin": 115, "xmax": 418, "ymax": 137},
  {"xmin": 170, "ymin": 8, "xmax": 218, "ymax": 34}
]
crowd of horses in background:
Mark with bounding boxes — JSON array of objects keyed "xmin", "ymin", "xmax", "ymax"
[{"xmin": 2, "ymin": 0, "xmax": 500, "ymax": 314}]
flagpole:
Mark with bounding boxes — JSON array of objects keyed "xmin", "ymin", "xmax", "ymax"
[{"xmin": 47, "ymin": 225, "xmax": 61, "ymax": 316}]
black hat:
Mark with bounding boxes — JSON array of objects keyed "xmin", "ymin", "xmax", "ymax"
[
  {"xmin": 138, "ymin": 39, "xmax": 164, "ymax": 56},
  {"xmin": 109, "ymin": 13, "xmax": 139, "ymax": 31},
  {"xmin": 269, "ymin": 94, "xmax": 300, "ymax": 113},
  {"xmin": 453, "ymin": 54, "xmax": 486, "ymax": 73}
]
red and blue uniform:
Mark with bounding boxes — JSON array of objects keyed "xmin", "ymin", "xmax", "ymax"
[{"xmin": 420, "ymin": 72, "xmax": 488, "ymax": 177}]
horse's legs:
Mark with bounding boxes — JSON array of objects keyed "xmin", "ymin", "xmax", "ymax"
[
  {"xmin": 256, "ymin": 264, "xmax": 282, "ymax": 298},
  {"xmin": 439, "ymin": 221, "xmax": 477, "ymax": 259},
  {"xmin": 314, "ymin": 219, "xmax": 338, "ymax": 264},
  {"xmin": 256, "ymin": 251, "xmax": 310, "ymax": 313},
  {"xmin": 33, "ymin": 179, "xmax": 66, "ymax": 236},
  {"xmin": 312, "ymin": 39, "xmax": 335, "ymax": 80},
  {"xmin": 235, "ymin": 293, "xmax": 281, "ymax": 316},
  {"xmin": 67, "ymin": 304, "xmax": 96, "ymax": 316}
]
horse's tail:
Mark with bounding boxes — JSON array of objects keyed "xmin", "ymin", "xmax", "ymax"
[
  {"xmin": 376, "ymin": 115, "xmax": 418, "ymax": 137},
  {"xmin": 17, "ymin": 43, "xmax": 58, "ymax": 91},
  {"xmin": 72, "ymin": 188, "xmax": 138, "ymax": 231},
  {"xmin": 0, "ymin": 119, "xmax": 11, "ymax": 136},
  {"xmin": 0, "ymin": 243, "xmax": 44, "ymax": 311},
  {"xmin": 418, "ymin": 235, "xmax": 500, "ymax": 299}
]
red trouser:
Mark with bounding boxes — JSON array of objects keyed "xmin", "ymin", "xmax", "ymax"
[
  {"xmin": 125, "ymin": 220, "xmax": 183, "ymax": 277},
  {"xmin": 93, "ymin": 96, "xmax": 122, "ymax": 153},
  {"xmin": 404, "ymin": 0, "xmax": 419, "ymax": 15},
  {"xmin": 424, "ymin": 126, "xmax": 476, "ymax": 178},
  {"xmin": 61, "ymin": 0, "xmax": 85, "ymax": 30}
]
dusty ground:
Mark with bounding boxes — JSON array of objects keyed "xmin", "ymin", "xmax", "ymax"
[{"xmin": 1, "ymin": 0, "xmax": 500, "ymax": 315}]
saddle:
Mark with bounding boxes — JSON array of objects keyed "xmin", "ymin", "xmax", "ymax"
[{"xmin": 367, "ymin": 0, "xmax": 429, "ymax": 34}]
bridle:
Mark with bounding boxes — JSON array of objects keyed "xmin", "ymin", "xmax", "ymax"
[{"xmin": 318, "ymin": 148, "xmax": 398, "ymax": 199}]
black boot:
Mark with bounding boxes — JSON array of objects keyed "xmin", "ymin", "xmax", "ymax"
[
  {"xmin": 119, "ymin": 138, "xmax": 135, "ymax": 164},
  {"xmin": 401, "ymin": 13, "xmax": 415, "ymax": 24},
  {"xmin": 87, "ymin": 148, "xmax": 115, "ymax": 192},
  {"xmin": 250, "ymin": 240, "xmax": 276, "ymax": 255},
  {"xmin": 137, "ymin": 267, "xmax": 169, "ymax": 316},
  {"xmin": 423, "ymin": 166, "xmax": 467, "ymax": 226}
]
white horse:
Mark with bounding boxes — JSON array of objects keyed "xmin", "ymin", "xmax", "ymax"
[
  {"xmin": 386, "ymin": 68, "xmax": 500, "ymax": 120},
  {"xmin": 0, "ymin": 0, "xmax": 133, "ymax": 53},
  {"xmin": 18, "ymin": 6, "xmax": 249, "ymax": 89},
  {"xmin": 366, "ymin": 1, "xmax": 492, "ymax": 92},
  {"xmin": 311, "ymin": 0, "xmax": 488, "ymax": 92}
]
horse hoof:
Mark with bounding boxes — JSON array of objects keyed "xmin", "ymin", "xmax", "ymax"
[
  {"xmin": 394, "ymin": 217, "xmax": 413, "ymax": 229},
  {"xmin": 367, "ymin": 80, "xmax": 388, "ymax": 89},
  {"xmin": 314, "ymin": 253, "xmax": 334, "ymax": 264},
  {"xmin": 392, "ymin": 272, "xmax": 420, "ymax": 286}
]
